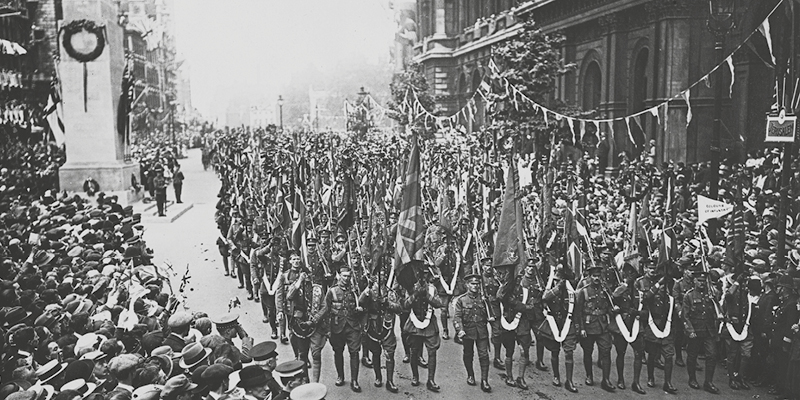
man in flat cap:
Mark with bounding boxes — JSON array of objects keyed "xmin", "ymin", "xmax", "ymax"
[
  {"xmin": 161, "ymin": 375, "xmax": 196, "ymax": 400},
  {"xmin": 165, "ymin": 312, "xmax": 193, "ymax": 353},
  {"xmin": 108, "ymin": 354, "xmax": 142, "ymax": 393}
]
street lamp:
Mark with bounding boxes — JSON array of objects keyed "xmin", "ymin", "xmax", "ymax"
[
  {"xmin": 277, "ymin": 95, "xmax": 284, "ymax": 131},
  {"xmin": 706, "ymin": 0, "xmax": 735, "ymax": 244}
]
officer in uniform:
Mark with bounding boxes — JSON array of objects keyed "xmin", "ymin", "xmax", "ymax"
[
  {"xmin": 276, "ymin": 250, "xmax": 313, "ymax": 369},
  {"xmin": 312, "ymin": 265, "xmax": 364, "ymax": 392},
  {"xmin": 672, "ymin": 257, "xmax": 695, "ymax": 367},
  {"xmin": 480, "ymin": 256, "xmax": 504, "ymax": 370},
  {"xmin": 402, "ymin": 264, "xmax": 446, "ymax": 392},
  {"xmin": 637, "ymin": 260, "xmax": 677, "ymax": 394},
  {"xmin": 433, "ymin": 233, "xmax": 463, "ymax": 342},
  {"xmin": 453, "ymin": 272, "xmax": 492, "ymax": 392},
  {"xmin": 682, "ymin": 268, "xmax": 721, "ymax": 394},
  {"xmin": 610, "ymin": 262, "xmax": 646, "ymax": 394},
  {"xmin": 500, "ymin": 258, "xmax": 543, "ymax": 390},
  {"xmin": 306, "ymin": 246, "xmax": 331, "ymax": 385},
  {"xmin": 537, "ymin": 265, "xmax": 579, "ymax": 393},
  {"xmin": 575, "ymin": 264, "xmax": 616, "ymax": 392},
  {"xmin": 256, "ymin": 237, "xmax": 284, "ymax": 339},
  {"xmin": 723, "ymin": 275, "xmax": 759, "ymax": 390},
  {"xmin": 360, "ymin": 266, "xmax": 402, "ymax": 393}
]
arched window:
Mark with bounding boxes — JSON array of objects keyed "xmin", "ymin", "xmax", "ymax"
[{"xmin": 582, "ymin": 61, "xmax": 601, "ymax": 112}]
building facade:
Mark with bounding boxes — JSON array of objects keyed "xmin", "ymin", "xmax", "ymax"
[{"xmin": 413, "ymin": 0, "xmax": 785, "ymax": 169}]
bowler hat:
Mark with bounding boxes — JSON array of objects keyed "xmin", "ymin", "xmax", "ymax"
[{"xmin": 236, "ymin": 365, "xmax": 269, "ymax": 389}]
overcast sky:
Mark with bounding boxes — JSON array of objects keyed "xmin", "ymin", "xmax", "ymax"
[{"xmin": 173, "ymin": 0, "xmax": 397, "ymax": 121}]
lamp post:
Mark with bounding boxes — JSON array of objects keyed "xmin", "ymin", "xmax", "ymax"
[
  {"xmin": 706, "ymin": 0, "xmax": 735, "ymax": 244},
  {"xmin": 277, "ymin": 95, "xmax": 284, "ymax": 132}
]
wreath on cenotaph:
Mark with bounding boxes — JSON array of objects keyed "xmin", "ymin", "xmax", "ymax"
[{"xmin": 62, "ymin": 19, "xmax": 106, "ymax": 63}]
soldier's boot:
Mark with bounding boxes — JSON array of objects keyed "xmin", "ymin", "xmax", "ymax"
[
  {"xmin": 480, "ymin": 357, "xmax": 491, "ymax": 391},
  {"xmin": 426, "ymin": 349, "xmax": 440, "ymax": 392},
  {"xmin": 616, "ymin": 353, "xmax": 626, "ymax": 389},
  {"xmin": 311, "ymin": 358, "xmax": 322, "ymax": 383},
  {"xmin": 465, "ymin": 358, "xmax": 475, "ymax": 385},
  {"xmin": 632, "ymin": 353, "xmax": 646, "ymax": 394},
  {"xmin": 516, "ymin": 358, "xmax": 529, "ymax": 390},
  {"xmin": 350, "ymin": 353, "xmax": 361, "ymax": 392},
  {"xmin": 552, "ymin": 355, "xmax": 562, "ymax": 387},
  {"xmin": 410, "ymin": 356, "xmax": 420, "ymax": 386},
  {"xmin": 687, "ymin": 357, "xmax": 700, "ymax": 389},
  {"xmin": 493, "ymin": 342, "xmax": 505, "ymax": 370},
  {"xmin": 601, "ymin": 355, "xmax": 615, "ymax": 392},
  {"xmin": 536, "ymin": 340, "xmax": 549, "ymax": 371},
  {"xmin": 441, "ymin": 315, "xmax": 450, "ymax": 340},
  {"xmin": 663, "ymin": 357, "xmax": 677, "ymax": 394},
  {"xmin": 703, "ymin": 358, "xmax": 718, "ymax": 394},
  {"xmin": 728, "ymin": 359, "xmax": 741, "ymax": 390},
  {"xmin": 504, "ymin": 357, "xmax": 516, "ymax": 387},
  {"xmin": 647, "ymin": 353, "xmax": 656, "ymax": 387},
  {"xmin": 738, "ymin": 357, "xmax": 750, "ymax": 390},
  {"xmin": 373, "ymin": 353, "xmax": 382, "ymax": 387},
  {"xmin": 564, "ymin": 358, "xmax": 578, "ymax": 393},
  {"xmin": 334, "ymin": 352, "xmax": 345, "ymax": 386},
  {"xmin": 385, "ymin": 359, "xmax": 398, "ymax": 393},
  {"xmin": 361, "ymin": 343, "xmax": 373, "ymax": 368},
  {"xmin": 584, "ymin": 357, "xmax": 594, "ymax": 386}
]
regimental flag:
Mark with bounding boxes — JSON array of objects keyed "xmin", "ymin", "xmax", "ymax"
[
  {"xmin": 117, "ymin": 54, "xmax": 135, "ymax": 146},
  {"xmin": 659, "ymin": 175, "xmax": 677, "ymax": 265},
  {"xmin": 337, "ymin": 174, "xmax": 356, "ymax": 230},
  {"xmin": 393, "ymin": 137, "xmax": 425, "ymax": 289},
  {"xmin": 492, "ymin": 160, "xmax": 525, "ymax": 299},
  {"xmin": 274, "ymin": 180, "xmax": 291, "ymax": 232},
  {"xmin": 45, "ymin": 77, "xmax": 65, "ymax": 146},
  {"xmin": 697, "ymin": 195, "xmax": 733, "ymax": 224},
  {"xmin": 291, "ymin": 187, "xmax": 306, "ymax": 251}
]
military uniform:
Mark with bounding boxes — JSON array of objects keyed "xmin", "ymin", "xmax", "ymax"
[
  {"xmin": 682, "ymin": 280, "xmax": 720, "ymax": 392},
  {"xmin": 536, "ymin": 278, "xmax": 579, "ymax": 392},
  {"xmin": 314, "ymin": 279, "xmax": 364, "ymax": 390},
  {"xmin": 575, "ymin": 274, "xmax": 614, "ymax": 391},
  {"xmin": 500, "ymin": 272, "xmax": 542, "ymax": 389},
  {"xmin": 402, "ymin": 279, "xmax": 445, "ymax": 390},
  {"xmin": 276, "ymin": 268, "xmax": 313, "ymax": 367},
  {"xmin": 482, "ymin": 268, "xmax": 504, "ymax": 369},
  {"xmin": 609, "ymin": 279, "xmax": 646, "ymax": 392},
  {"xmin": 722, "ymin": 278, "xmax": 756, "ymax": 390},
  {"xmin": 433, "ymin": 241, "xmax": 463, "ymax": 340},
  {"xmin": 636, "ymin": 274, "xmax": 677, "ymax": 393},
  {"xmin": 672, "ymin": 274, "xmax": 694, "ymax": 365},
  {"xmin": 255, "ymin": 245, "xmax": 282, "ymax": 338},
  {"xmin": 453, "ymin": 282, "xmax": 490, "ymax": 390},
  {"xmin": 360, "ymin": 279, "xmax": 402, "ymax": 392}
]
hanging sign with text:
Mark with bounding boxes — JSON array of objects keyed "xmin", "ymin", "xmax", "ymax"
[{"xmin": 765, "ymin": 114, "xmax": 796, "ymax": 143}]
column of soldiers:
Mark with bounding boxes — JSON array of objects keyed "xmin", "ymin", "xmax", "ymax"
[{"xmin": 210, "ymin": 157, "xmax": 798, "ymax": 399}]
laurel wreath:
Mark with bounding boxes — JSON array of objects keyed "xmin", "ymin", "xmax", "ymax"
[{"xmin": 62, "ymin": 19, "xmax": 106, "ymax": 63}]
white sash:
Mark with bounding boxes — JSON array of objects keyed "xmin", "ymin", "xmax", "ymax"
[
  {"xmin": 439, "ymin": 252, "xmax": 462, "ymax": 295},
  {"xmin": 725, "ymin": 297, "xmax": 755, "ymax": 342},
  {"xmin": 543, "ymin": 281, "xmax": 575, "ymax": 343},
  {"xmin": 263, "ymin": 271, "xmax": 281, "ymax": 296},
  {"xmin": 409, "ymin": 286, "xmax": 435, "ymax": 329},
  {"xmin": 647, "ymin": 295, "xmax": 674, "ymax": 339},
  {"xmin": 615, "ymin": 293, "xmax": 643, "ymax": 343},
  {"xmin": 500, "ymin": 287, "xmax": 529, "ymax": 330}
]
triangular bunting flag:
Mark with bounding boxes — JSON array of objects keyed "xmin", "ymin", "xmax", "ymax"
[
  {"xmin": 567, "ymin": 118, "xmax": 576, "ymax": 144},
  {"xmin": 758, "ymin": 18, "xmax": 777, "ymax": 65},
  {"xmin": 682, "ymin": 90, "xmax": 692, "ymax": 127},
  {"xmin": 726, "ymin": 56, "xmax": 735, "ymax": 97},
  {"xmin": 697, "ymin": 194, "xmax": 733, "ymax": 224}
]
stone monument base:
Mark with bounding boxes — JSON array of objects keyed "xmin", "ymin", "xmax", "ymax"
[{"xmin": 59, "ymin": 161, "xmax": 143, "ymax": 205}]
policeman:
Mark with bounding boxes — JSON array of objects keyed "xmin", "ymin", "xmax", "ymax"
[
  {"xmin": 682, "ymin": 268, "xmax": 720, "ymax": 394},
  {"xmin": 537, "ymin": 265, "xmax": 579, "ymax": 393},
  {"xmin": 360, "ymin": 266, "xmax": 402, "ymax": 393},
  {"xmin": 576, "ymin": 264, "xmax": 615, "ymax": 392},
  {"xmin": 313, "ymin": 265, "xmax": 364, "ymax": 392},
  {"xmin": 453, "ymin": 272, "xmax": 492, "ymax": 392},
  {"xmin": 610, "ymin": 262, "xmax": 645, "ymax": 394},
  {"xmin": 637, "ymin": 260, "xmax": 677, "ymax": 394},
  {"xmin": 402, "ymin": 263, "xmax": 445, "ymax": 392}
]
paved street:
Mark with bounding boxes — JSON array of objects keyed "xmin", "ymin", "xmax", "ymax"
[{"xmin": 144, "ymin": 148, "xmax": 774, "ymax": 400}]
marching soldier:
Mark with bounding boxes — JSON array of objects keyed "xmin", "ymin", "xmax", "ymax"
[
  {"xmin": 751, "ymin": 274, "xmax": 777, "ymax": 387},
  {"xmin": 637, "ymin": 260, "xmax": 678, "ymax": 394},
  {"xmin": 770, "ymin": 275, "xmax": 798, "ymax": 397},
  {"xmin": 312, "ymin": 265, "xmax": 364, "ymax": 392},
  {"xmin": 306, "ymin": 235, "xmax": 332, "ymax": 384},
  {"xmin": 500, "ymin": 258, "xmax": 543, "ymax": 390},
  {"xmin": 481, "ymin": 256, "xmax": 505, "ymax": 370},
  {"xmin": 360, "ymin": 265, "xmax": 402, "ymax": 393},
  {"xmin": 256, "ymin": 237, "xmax": 284, "ymax": 339},
  {"xmin": 402, "ymin": 263, "xmax": 446, "ymax": 392},
  {"xmin": 610, "ymin": 263, "xmax": 646, "ymax": 394},
  {"xmin": 575, "ymin": 264, "xmax": 616, "ymax": 392},
  {"xmin": 453, "ymin": 272, "xmax": 492, "ymax": 392},
  {"xmin": 672, "ymin": 258, "xmax": 695, "ymax": 367},
  {"xmin": 537, "ymin": 265, "xmax": 580, "ymax": 393},
  {"xmin": 682, "ymin": 267, "xmax": 721, "ymax": 394},
  {"xmin": 276, "ymin": 250, "xmax": 313, "ymax": 369},
  {"xmin": 722, "ymin": 275, "xmax": 759, "ymax": 390}
]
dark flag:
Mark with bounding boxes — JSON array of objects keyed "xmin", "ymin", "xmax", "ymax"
[
  {"xmin": 291, "ymin": 187, "xmax": 306, "ymax": 251},
  {"xmin": 493, "ymin": 161, "xmax": 525, "ymax": 299},
  {"xmin": 45, "ymin": 77, "xmax": 65, "ymax": 146},
  {"xmin": 392, "ymin": 137, "xmax": 425, "ymax": 291}
]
